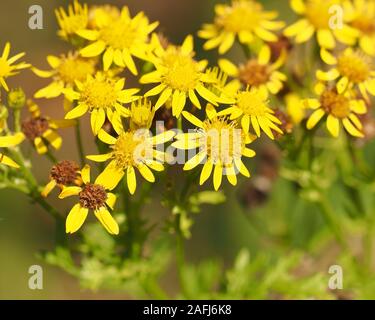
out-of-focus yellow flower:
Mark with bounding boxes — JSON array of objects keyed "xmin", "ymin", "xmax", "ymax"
[
  {"xmin": 33, "ymin": 52, "xmax": 96, "ymax": 99},
  {"xmin": 63, "ymin": 73, "xmax": 139, "ymax": 135},
  {"xmin": 285, "ymin": 93, "xmax": 306, "ymax": 124},
  {"xmin": 129, "ymin": 98, "xmax": 155, "ymax": 130},
  {"xmin": 140, "ymin": 35, "xmax": 221, "ymax": 117},
  {"xmin": 0, "ymin": 42, "xmax": 30, "ymax": 91},
  {"xmin": 56, "ymin": 0, "xmax": 88, "ymax": 41},
  {"xmin": 21, "ymin": 100, "xmax": 75, "ymax": 154},
  {"xmin": 204, "ymin": 67, "xmax": 241, "ymax": 104},
  {"xmin": 198, "ymin": 0, "xmax": 284, "ymax": 54},
  {"xmin": 0, "ymin": 132, "xmax": 24, "ymax": 168},
  {"xmin": 219, "ymin": 45, "xmax": 287, "ymax": 94},
  {"xmin": 42, "ymin": 160, "xmax": 81, "ymax": 198},
  {"xmin": 77, "ymin": 6, "xmax": 158, "ymax": 75},
  {"xmin": 317, "ymin": 48, "xmax": 375, "ymax": 100},
  {"xmin": 284, "ymin": 0, "xmax": 358, "ymax": 50},
  {"xmin": 58, "ymin": 165, "xmax": 119, "ymax": 235},
  {"xmin": 87, "ymin": 129, "xmax": 174, "ymax": 194},
  {"xmin": 344, "ymin": 0, "xmax": 375, "ymax": 56},
  {"xmin": 88, "ymin": 5, "xmax": 120, "ymax": 29},
  {"xmin": 173, "ymin": 105, "xmax": 255, "ymax": 190},
  {"xmin": 219, "ymin": 87, "xmax": 283, "ymax": 140},
  {"xmin": 305, "ymin": 85, "xmax": 367, "ymax": 137}
]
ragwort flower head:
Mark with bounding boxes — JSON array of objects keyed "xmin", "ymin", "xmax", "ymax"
[
  {"xmin": 129, "ymin": 98, "xmax": 156, "ymax": 130},
  {"xmin": 284, "ymin": 0, "xmax": 358, "ymax": 50},
  {"xmin": 140, "ymin": 35, "xmax": 221, "ymax": 117},
  {"xmin": 219, "ymin": 44, "xmax": 287, "ymax": 94},
  {"xmin": 59, "ymin": 165, "xmax": 119, "ymax": 235},
  {"xmin": 317, "ymin": 48, "xmax": 375, "ymax": 100},
  {"xmin": 198, "ymin": 0, "xmax": 284, "ymax": 54},
  {"xmin": 42, "ymin": 160, "xmax": 81, "ymax": 198},
  {"xmin": 219, "ymin": 87, "xmax": 283, "ymax": 140},
  {"xmin": 63, "ymin": 73, "xmax": 139, "ymax": 135},
  {"xmin": 88, "ymin": 5, "xmax": 120, "ymax": 29},
  {"xmin": 33, "ymin": 52, "xmax": 96, "ymax": 99},
  {"xmin": 344, "ymin": 0, "xmax": 375, "ymax": 56},
  {"xmin": 0, "ymin": 42, "xmax": 30, "ymax": 91},
  {"xmin": 87, "ymin": 128, "xmax": 175, "ymax": 194},
  {"xmin": 305, "ymin": 84, "xmax": 367, "ymax": 137},
  {"xmin": 173, "ymin": 105, "xmax": 256, "ymax": 190},
  {"xmin": 21, "ymin": 100, "xmax": 75, "ymax": 154},
  {"xmin": 56, "ymin": 0, "xmax": 88, "ymax": 42},
  {"xmin": 78, "ymin": 6, "xmax": 159, "ymax": 75}
]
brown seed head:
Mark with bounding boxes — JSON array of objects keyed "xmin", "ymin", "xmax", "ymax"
[
  {"xmin": 21, "ymin": 117, "xmax": 49, "ymax": 140},
  {"xmin": 79, "ymin": 183, "xmax": 107, "ymax": 210},
  {"xmin": 50, "ymin": 160, "xmax": 80, "ymax": 185}
]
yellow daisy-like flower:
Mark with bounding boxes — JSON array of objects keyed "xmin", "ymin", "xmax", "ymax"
[
  {"xmin": 204, "ymin": 67, "xmax": 241, "ymax": 104},
  {"xmin": 0, "ymin": 132, "xmax": 24, "ymax": 168},
  {"xmin": 129, "ymin": 98, "xmax": 155, "ymax": 130},
  {"xmin": 88, "ymin": 5, "xmax": 120, "ymax": 29},
  {"xmin": 87, "ymin": 129, "xmax": 175, "ymax": 194},
  {"xmin": 55, "ymin": 0, "xmax": 88, "ymax": 41},
  {"xmin": 21, "ymin": 100, "xmax": 75, "ymax": 154},
  {"xmin": 219, "ymin": 87, "xmax": 283, "ymax": 140},
  {"xmin": 77, "ymin": 6, "xmax": 158, "ymax": 75},
  {"xmin": 173, "ymin": 105, "xmax": 256, "ymax": 190},
  {"xmin": 284, "ymin": 0, "xmax": 358, "ymax": 50},
  {"xmin": 317, "ymin": 48, "xmax": 375, "ymax": 100},
  {"xmin": 63, "ymin": 73, "xmax": 139, "ymax": 135},
  {"xmin": 59, "ymin": 165, "xmax": 119, "ymax": 235},
  {"xmin": 33, "ymin": 52, "xmax": 96, "ymax": 99},
  {"xmin": 42, "ymin": 160, "xmax": 82, "ymax": 198},
  {"xmin": 198, "ymin": 0, "xmax": 284, "ymax": 54},
  {"xmin": 0, "ymin": 42, "xmax": 30, "ymax": 91},
  {"xmin": 219, "ymin": 44, "xmax": 287, "ymax": 94},
  {"xmin": 305, "ymin": 86, "xmax": 367, "ymax": 137},
  {"xmin": 344, "ymin": 0, "xmax": 375, "ymax": 56},
  {"xmin": 140, "ymin": 35, "xmax": 220, "ymax": 117},
  {"xmin": 285, "ymin": 93, "xmax": 306, "ymax": 124}
]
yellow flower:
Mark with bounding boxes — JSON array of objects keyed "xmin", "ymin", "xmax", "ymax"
[
  {"xmin": 88, "ymin": 5, "xmax": 120, "ymax": 29},
  {"xmin": 219, "ymin": 44, "xmax": 287, "ymax": 94},
  {"xmin": 58, "ymin": 165, "xmax": 119, "ymax": 235},
  {"xmin": 21, "ymin": 100, "xmax": 75, "ymax": 154},
  {"xmin": 344, "ymin": 0, "xmax": 375, "ymax": 56},
  {"xmin": 305, "ymin": 86, "xmax": 367, "ymax": 137},
  {"xmin": 285, "ymin": 93, "xmax": 306, "ymax": 124},
  {"xmin": 173, "ymin": 105, "xmax": 256, "ymax": 190},
  {"xmin": 129, "ymin": 98, "xmax": 155, "ymax": 130},
  {"xmin": 198, "ymin": 0, "xmax": 284, "ymax": 54},
  {"xmin": 219, "ymin": 87, "xmax": 283, "ymax": 140},
  {"xmin": 204, "ymin": 67, "xmax": 241, "ymax": 104},
  {"xmin": 42, "ymin": 160, "xmax": 81, "ymax": 198},
  {"xmin": 284, "ymin": 0, "xmax": 358, "ymax": 50},
  {"xmin": 33, "ymin": 52, "xmax": 96, "ymax": 99},
  {"xmin": 77, "ymin": 6, "xmax": 158, "ymax": 75},
  {"xmin": 55, "ymin": 0, "xmax": 88, "ymax": 41},
  {"xmin": 140, "ymin": 35, "xmax": 220, "ymax": 117},
  {"xmin": 0, "ymin": 132, "xmax": 24, "ymax": 168},
  {"xmin": 63, "ymin": 73, "xmax": 139, "ymax": 135},
  {"xmin": 87, "ymin": 129, "xmax": 175, "ymax": 194},
  {"xmin": 0, "ymin": 42, "xmax": 30, "ymax": 91},
  {"xmin": 317, "ymin": 48, "xmax": 375, "ymax": 100}
]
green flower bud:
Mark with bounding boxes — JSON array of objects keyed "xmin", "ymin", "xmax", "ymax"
[{"xmin": 8, "ymin": 88, "xmax": 26, "ymax": 109}]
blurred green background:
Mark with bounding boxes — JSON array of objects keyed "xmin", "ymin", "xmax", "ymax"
[{"xmin": 0, "ymin": 0, "xmax": 342, "ymax": 299}]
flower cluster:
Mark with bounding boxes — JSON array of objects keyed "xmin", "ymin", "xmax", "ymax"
[{"xmin": 0, "ymin": 0, "xmax": 374, "ymax": 238}]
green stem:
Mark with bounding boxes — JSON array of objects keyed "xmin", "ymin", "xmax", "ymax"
[
  {"xmin": 9, "ymin": 148, "xmax": 62, "ymax": 221},
  {"xmin": 175, "ymin": 213, "xmax": 187, "ymax": 298},
  {"xmin": 318, "ymin": 195, "xmax": 349, "ymax": 252},
  {"xmin": 45, "ymin": 148, "xmax": 58, "ymax": 164},
  {"xmin": 75, "ymin": 120, "xmax": 85, "ymax": 166},
  {"xmin": 364, "ymin": 216, "xmax": 375, "ymax": 270},
  {"xmin": 13, "ymin": 109, "xmax": 21, "ymax": 132}
]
